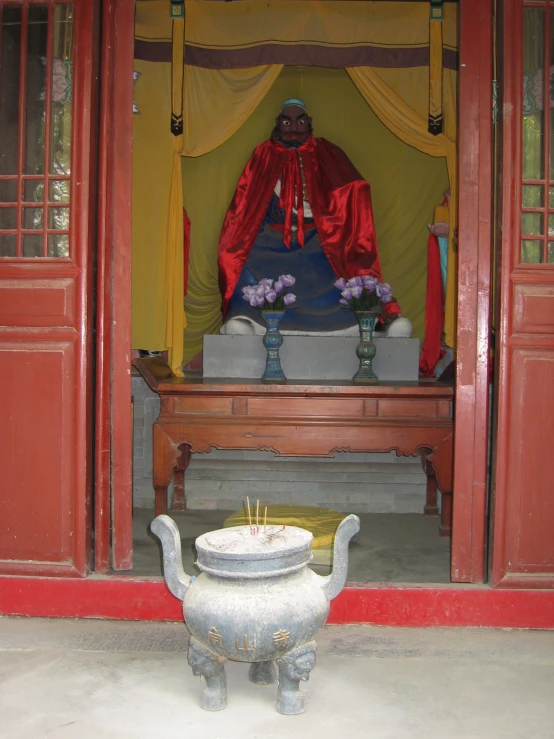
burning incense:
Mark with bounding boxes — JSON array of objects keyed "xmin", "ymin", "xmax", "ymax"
[
  {"xmin": 256, "ymin": 500, "xmax": 260, "ymax": 534},
  {"xmin": 246, "ymin": 496, "xmax": 253, "ymax": 533},
  {"xmin": 264, "ymin": 506, "xmax": 267, "ymax": 534}
]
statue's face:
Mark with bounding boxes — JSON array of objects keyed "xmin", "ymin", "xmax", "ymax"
[{"xmin": 274, "ymin": 104, "xmax": 312, "ymax": 148}]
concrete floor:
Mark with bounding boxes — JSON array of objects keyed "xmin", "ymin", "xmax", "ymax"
[
  {"xmin": 132, "ymin": 508, "xmax": 452, "ymax": 583},
  {"xmin": 1, "ymin": 617, "xmax": 553, "ymax": 738}
]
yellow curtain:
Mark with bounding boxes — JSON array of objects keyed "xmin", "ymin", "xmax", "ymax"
[
  {"xmin": 182, "ymin": 66, "xmax": 449, "ymax": 364},
  {"xmin": 347, "ymin": 66, "xmax": 457, "ymax": 347},
  {"xmin": 165, "ymin": 135, "xmax": 185, "ymax": 376},
  {"xmin": 132, "ymin": 61, "xmax": 175, "ymax": 348},
  {"xmin": 132, "ymin": 60, "xmax": 185, "ymax": 377},
  {"xmin": 183, "ymin": 65, "xmax": 283, "ymax": 157}
]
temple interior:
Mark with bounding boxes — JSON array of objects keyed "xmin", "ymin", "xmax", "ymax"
[{"xmin": 129, "ymin": 1, "xmax": 457, "ymax": 584}]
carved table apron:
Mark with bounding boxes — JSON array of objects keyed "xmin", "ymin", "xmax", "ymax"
[{"xmin": 134, "ymin": 359, "xmax": 454, "ymax": 536}]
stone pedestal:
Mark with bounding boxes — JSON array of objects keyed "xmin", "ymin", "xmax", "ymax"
[{"xmin": 203, "ymin": 335, "xmax": 420, "ymax": 382}]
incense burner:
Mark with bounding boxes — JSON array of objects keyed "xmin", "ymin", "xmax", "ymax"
[{"xmin": 150, "ymin": 513, "xmax": 360, "ymax": 714}]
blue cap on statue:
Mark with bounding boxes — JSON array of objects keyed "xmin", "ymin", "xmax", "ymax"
[{"xmin": 280, "ymin": 98, "xmax": 307, "ymax": 113}]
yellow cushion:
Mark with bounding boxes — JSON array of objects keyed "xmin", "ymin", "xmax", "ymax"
[{"xmin": 223, "ymin": 505, "xmax": 346, "ymax": 549}]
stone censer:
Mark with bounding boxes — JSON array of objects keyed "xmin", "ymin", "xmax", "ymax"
[{"xmin": 151, "ymin": 512, "xmax": 360, "ymax": 714}]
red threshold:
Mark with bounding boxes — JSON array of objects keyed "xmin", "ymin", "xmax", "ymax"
[{"xmin": 1, "ymin": 576, "xmax": 554, "ymax": 628}]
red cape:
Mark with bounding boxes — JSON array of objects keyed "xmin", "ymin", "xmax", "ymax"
[{"xmin": 218, "ymin": 134, "xmax": 401, "ymax": 319}]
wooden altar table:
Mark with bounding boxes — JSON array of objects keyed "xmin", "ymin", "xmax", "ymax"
[{"xmin": 134, "ymin": 358, "xmax": 454, "ymax": 536}]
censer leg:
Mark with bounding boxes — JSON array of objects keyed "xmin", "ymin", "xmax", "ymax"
[
  {"xmin": 276, "ymin": 641, "xmax": 317, "ymax": 715},
  {"xmin": 248, "ymin": 661, "xmax": 277, "ymax": 685},
  {"xmin": 187, "ymin": 636, "xmax": 227, "ymax": 711}
]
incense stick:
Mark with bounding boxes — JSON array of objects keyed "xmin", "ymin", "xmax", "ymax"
[
  {"xmin": 256, "ymin": 499, "xmax": 260, "ymax": 534},
  {"xmin": 264, "ymin": 506, "xmax": 267, "ymax": 534},
  {"xmin": 246, "ymin": 496, "xmax": 253, "ymax": 533}
]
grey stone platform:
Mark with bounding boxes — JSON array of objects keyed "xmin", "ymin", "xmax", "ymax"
[{"xmin": 203, "ymin": 335, "xmax": 420, "ymax": 381}]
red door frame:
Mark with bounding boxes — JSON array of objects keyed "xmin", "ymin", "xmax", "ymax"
[
  {"xmin": 451, "ymin": 0, "xmax": 494, "ymax": 583},
  {"xmin": 94, "ymin": 0, "xmax": 134, "ymax": 572}
]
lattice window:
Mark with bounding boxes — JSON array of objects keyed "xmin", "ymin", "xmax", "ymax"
[{"xmin": 0, "ymin": 3, "xmax": 73, "ymax": 259}]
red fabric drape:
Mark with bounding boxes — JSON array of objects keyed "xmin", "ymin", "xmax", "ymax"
[
  {"xmin": 419, "ymin": 232, "xmax": 445, "ymax": 377},
  {"xmin": 217, "ymin": 133, "xmax": 401, "ymax": 320}
]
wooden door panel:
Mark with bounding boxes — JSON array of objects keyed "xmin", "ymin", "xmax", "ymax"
[
  {"xmin": 0, "ymin": 276, "xmax": 75, "ymax": 326},
  {"xmin": 513, "ymin": 284, "xmax": 554, "ymax": 335},
  {"xmin": 506, "ymin": 350, "xmax": 554, "ymax": 571},
  {"xmin": 0, "ymin": 340, "xmax": 75, "ymax": 563},
  {"xmin": 0, "ymin": 1, "xmax": 96, "ymax": 576}
]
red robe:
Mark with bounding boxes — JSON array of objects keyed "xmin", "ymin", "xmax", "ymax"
[{"xmin": 218, "ymin": 133, "xmax": 401, "ymax": 320}]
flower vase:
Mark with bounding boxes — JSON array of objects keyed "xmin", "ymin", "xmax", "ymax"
[
  {"xmin": 261, "ymin": 311, "xmax": 286, "ymax": 383},
  {"xmin": 352, "ymin": 310, "xmax": 379, "ymax": 384}
]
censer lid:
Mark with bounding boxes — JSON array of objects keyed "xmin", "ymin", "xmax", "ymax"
[{"xmin": 194, "ymin": 525, "xmax": 313, "ymax": 579}]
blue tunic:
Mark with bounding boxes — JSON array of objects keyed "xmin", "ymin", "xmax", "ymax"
[{"xmin": 226, "ymin": 197, "xmax": 357, "ymax": 332}]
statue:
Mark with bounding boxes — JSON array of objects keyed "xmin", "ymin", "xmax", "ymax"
[{"xmin": 218, "ymin": 98, "xmax": 412, "ymax": 338}]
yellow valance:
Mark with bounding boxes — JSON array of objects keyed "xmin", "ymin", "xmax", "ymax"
[{"xmin": 136, "ymin": 1, "xmax": 457, "ymax": 57}]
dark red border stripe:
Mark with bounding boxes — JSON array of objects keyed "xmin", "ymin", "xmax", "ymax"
[
  {"xmin": 135, "ymin": 39, "xmax": 172, "ymax": 62},
  {"xmin": 134, "ymin": 40, "xmax": 459, "ymax": 70},
  {"xmin": 184, "ymin": 44, "xmax": 431, "ymax": 69}
]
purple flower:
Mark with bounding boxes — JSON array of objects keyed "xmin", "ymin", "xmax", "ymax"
[
  {"xmin": 351, "ymin": 285, "xmax": 363, "ymax": 299},
  {"xmin": 339, "ymin": 298, "xmax": 349, "ymax": 305},
  {"xmin": 252, "ymin": 295, "xmax": 266, "ymax": 307},
  {"xmin": 347, "ymin": 276, "xmax": 363, "ymax": 288},
  {"xmin": 380, "ymin": 294, "xmax": 393, "ymax": 304},
  {"xmin": 274, "ymin": 279, "xmax": 284, "ymax": 293},
  {"xmin": 283, "ymin": 292, "xmax": 296, "ymax": 305},
  {"xmin": 341, "ymin": 288, "xmax": 353, "ymax": 301},
  {"xmin": 255, "ymin": 285, "xmax": 266, "ymax": 297},
  {"xmin": 377, "ymin": 282, "xmax": 393, "ymax": 298},
  {"xmin": 279, "ymin": 274, "xmax": 296, "ymax": 287},
  {"xmin": 259, "ymin": 278, "xmax": 273, "ymax": 288},
  {"xmin": 334, "ymin": 278, "xmax": 347, "ymax": 290},
  {"xmin": 265, "ymin": 290, "xmax": 277, "ymax": 303},
  {"xmin": 362, "ymin": 275, "xmax": 378, "ymax": 291}
]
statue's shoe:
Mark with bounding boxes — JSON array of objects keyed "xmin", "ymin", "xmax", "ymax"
[
  {"xmin": 383, "ymin": 317, "xmax": 413, "ymax": 338},
  {"xmin": 221, "ymin": 317, "xmax": 359, "ymax": 338}
]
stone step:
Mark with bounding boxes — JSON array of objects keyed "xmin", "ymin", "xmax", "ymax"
[
  {"xmin": 187, "ymin": 462, "xmax": 426, "ymax": 485},
  {"xmin": 189, "ymin": 449, "xmax": 418, "ymax": 465},
  {"xmin": 185, "ymin": 484, "xmax": 426, "ymax": 514}
]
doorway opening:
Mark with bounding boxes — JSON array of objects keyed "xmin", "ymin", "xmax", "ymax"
[{"xmin": 124, "ymin": 1, "xmax": 461, "ymax": 586}]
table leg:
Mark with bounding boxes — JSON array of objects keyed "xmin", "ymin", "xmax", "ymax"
[
  {"xmin": 153, "ymin": 424, "xmax": 180, "ymax": 517},
  {"xmin": 439, "ymin": 492, "xmax": 453, "ymax": 538},
  {"xmin": 172, "ymin": 444, "xmax": 191, "ymax": 512},
  {"xmin": 426, "ymin": 432, "xmax": 454, "ymax": 538},
  {"xmin": 421, "ymin": 450, "xmax": 440, "ymax": 517}
]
